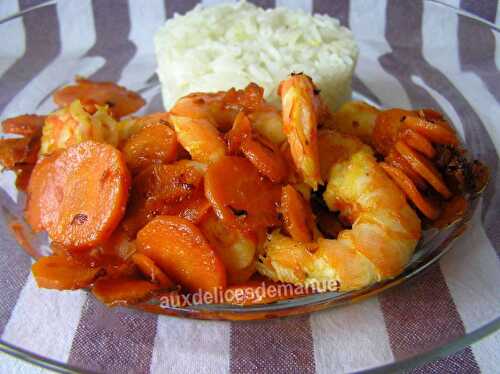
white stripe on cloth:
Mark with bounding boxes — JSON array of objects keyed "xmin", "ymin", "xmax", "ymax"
[
  {"xmin": 0, "ymin": 352, "xmax": 50, "ymax": 374},
  {"xmin": 348, "ymin": 0, "xmax": 411, "ymax": 108},
  {"xmin": 119, "ymin": 0, "xmax": 165, "ymax": 94},
  {"xmin": 149, "ymin": 318, "xmax": 231, "ymax": 374},
  {"xmin": 311, "ymin": 298, "xmax": 394, "ymax": 373},
  {"xmin": 2, "ymin": 0, "xmax": 99, "ymax": 117},
  {"xmin": 421, "ymin": 1, "xmax": 500, "ymax": 150},
  {"xmin": 470, "ymin": 329, "xmax": 500, "ymax": 374},
  {"xmin": 439, "ymin": 207, "xmax": 500, "ymax": 373},
  {"xmin": 276, "ymin": 0, "xmax": 312, "ymax": 13},
  {"xmin": 1, "ymin": 273, "xmax": 87, "ymax": 363},
  {"xmin": 0, "ymin": 1, "xmax": 25, "ymax": 77}
]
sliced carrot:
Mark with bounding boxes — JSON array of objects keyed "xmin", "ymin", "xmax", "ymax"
[
  {"xmin": 204, "ymin": 156, "xmax": 281, "ymax": 232},
  {"xmin": 32, "ymin": 255, "xmax": 101, "ymax": 290},
  {"xmin": 403, "ymin": 116, "xmax": 458, "ymax": 146},
  {"xmin": 29, "ymin": 141, "xmax": 130, "ymax": 249},
  {"xmin": 280, "ymin": 185, "xmax": 313, "ymax": 242},
  {"xmin": 92, "ymin": 277, "xmax": 160, "ymax": 306},
  {"xmin": 225, "ymin": 111, "xmax": 252, "ymax": 154},
  {"xmin": 136, "ymin": 216, "xmax": 226, "ymax": 293},
  {"xmin": 53, "ymin": 77, "xmax": 145, "ymax": 119},
  {"xmin": 122, "ymin": 122, "xmax": 177, "ymax": 174},
  {"xmin": 372, "ymin": 108, "xmax": 414, "ymax": 156},
  {"xmin": 2, "ymin": 114, "xmax": 45, "ymax": 137},
  {"xmin": 25, "ymin": 152, "xmax": 61, "ymax": 232},
  {"xmin": 385, "ymin": 148, "xmax": 427, "ymax": 190},
  {"xmin": 240, "ymin": 136, "xmax": 288, "ymax": 183},
  {"xmin": 380, "ymin": 162, "xmax": 441, "ymax": 220},
  {"xmin": 395, "ymin": 141, "xmax": 451, "ymax": 198},
  {"xmin": 400, "ymin": 128, "xmax": 436, "ymax": 158},
  {"xmin": 122, "ymin": 161, "xmax": 206, "ymax": 235},
  {"xmin": 131, "ymin": 253, "xmax": 174, "ymax": 288}
]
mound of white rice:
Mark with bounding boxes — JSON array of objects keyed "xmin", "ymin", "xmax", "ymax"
[{"xmin": 155, "ymin": 1, "xmax": 358, "ymax": 110}]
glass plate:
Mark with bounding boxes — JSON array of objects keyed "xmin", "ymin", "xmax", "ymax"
[{"xmin": 0, "ymin": 0, "xmax": 499, "ymax": 372}]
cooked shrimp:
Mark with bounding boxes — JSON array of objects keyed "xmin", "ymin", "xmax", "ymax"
[
  {"xmin": 40, "ymin": 100, "xmax": 119, "ymax": 155},
  {"xmin": 279, "ymin": 73, "xmax": 322, "ymax": 190},
  {"xmin": 257, "ymin": 131, "xmax": 421, "ymax": 291}
]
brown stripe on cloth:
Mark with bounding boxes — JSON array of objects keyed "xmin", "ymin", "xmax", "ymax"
[
  {"xmin": 85, "ymin": 0, "xmax": 136, "ymax": 82},
  {"xmin": 379, "ymin": 264, "xmax": 479, "ymax": 372},
  {"xmin": 164, "ymin": 0, "xmax": 199, "ymax": 18},
  {"xmin": 230, "ymin": 315, "xmax": 315, "ymax": 374},
  {"xmin": 313, "ymin": 0, "xmax": 380, "ymax": 105},
  {"xmin": 248, "ymin": 0, "xmax": 276, "ymax": 9},
  {"xmin": 68, "ymin": 297, "xmax": 157, "ymax": 373},
  {"xmin": 0, "ymin": 0, "xmax": 60, "ymax": 114}
]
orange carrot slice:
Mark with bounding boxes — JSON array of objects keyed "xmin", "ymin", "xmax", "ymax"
[
  {"xmin": 400, "ymin": 128, "xmax": 436, "ymax": 158},
  {"xmin": 380, "ymin": 162, "xmax": 441, "ymax": 220},
  {"xmin": 240, "ymin": 136, "xmax": 288, "ymax": 183},
  {"xmin": 53, "ymin": 77, "xmax": 145, "ymax": 119},
  {"xmin": 92, "ymin": 277, "xmax": 160, "ymax": 306},
  {"xmin": 280, "ymin": 185, "xmax": 313, "ymax": 242},
  {"xmin": 131, "ymin": 253, "xmax": 174, "ymax": 288},
  {"xmin": 403, "ymin": 116, "xmax": 458, "ymax": 146},
  {"xmin": 204, "ymin": 156, "xmax": 281, "ymax": 232},
  {"xmin": 395, "ymin": 141, "xmax": 451, "ymax": 198},
  {"xmin": 225, "ymin": 111, "xmax": 252, "ymax": 154},
  {"xmin": 136, "ymin": 216, "xmax": 226, "ymax": 293},
  {"xmin": 32, "ymin": 255, "xmax": 101, "ymax": 290},
  {"xmin": 122, "ymin": 122, "xmax": 177, "ymax": 174},
  {"xmin": 27, "ymin": 141, "xmax": 130, "ymax": 249}
]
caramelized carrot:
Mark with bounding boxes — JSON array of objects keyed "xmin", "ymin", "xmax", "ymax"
[
  {"xmin": 136, "ymin": 216, "xmax": 226, "ymax": 293},
  {"xmin": 32, "ymin": 255, "xmax": 101, "ymax": 290},
  {"xmin": 403, "ymin": 116, "xmax": 458, "ymax": 146},
  {"xmin": 240, "ymin": 136, "xmax": 288, "ymax": 183},
  {"xmin": 225, "ymin": 111, "xmax": 252, "ymax": 154},
  {"xmin": 372, "ymin": 108, "xmax": 414, "ymax": 156},
  {"xmin": 131, "ymin": 253, "xmax": 174, "ymax": 288},
  {"xmin": 395, "ymin": 141, "xmax": 451, "ymax": 198},
  {"xmin": 122, "ymin": 122, "xmax": 177, "ymax": 174},
  {"xmin": 53, "ymin": 77, "xmax": 145, "ymax": 119},
  {"xmin": 204, "ymin": 156, "xmax": 281, "ymax": 232},
  {"xmin": 122, "ymin": 161, "xmax": 206, "ymax": 235},
  {"xmin": 27, "ymin": 141, "xmax": 130, "ymax": 249},
  {"xmin": 25, "ymin": 152, "xmax": 61, "ymax": 232},
  {"xmin": 380, "ymin": 162, "xmax": 441, "ymax": 220},
  {"xmin": 92, "ymin": 277, "xmax": 160, "ymax": 306},
  {"xmin": 2, "ymin": 114, "xmax": 45, "ymax": 137},
  {"xmin": 400, "ymin": 128, "xmax": 436, "ymax": 158},
  {"xmin": 280, "ymin": 185, "xmax": 314, "ymax": 242}
]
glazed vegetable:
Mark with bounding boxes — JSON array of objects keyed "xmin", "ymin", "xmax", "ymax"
[
  {"xmin": 136, "ymin": 216, "xmax": 226, "ymax": 293},
  {"xmin": 25, "ymin": 141, "xmax": 130, "ymax": 249},
  {"xmin": 53, "ymin": 77, "xmax": 145, "ymax": 119}
]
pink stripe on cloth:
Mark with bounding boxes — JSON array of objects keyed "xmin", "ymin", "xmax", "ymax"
[
  {"xmin": 67, "ymin": 297, "xmax": 158, "ymax": 373},
  {"xmin": 379, "ymin": 263, "xmax": 479, "ymax": 371},
  {"xmin": 230, "ymin": 316, "xmax": 315, "ymax": 374}
]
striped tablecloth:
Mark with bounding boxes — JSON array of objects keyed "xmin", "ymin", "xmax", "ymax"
[{"xmin": 0, "ymin": 1, "xmax": 499, "ymax": 373}]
